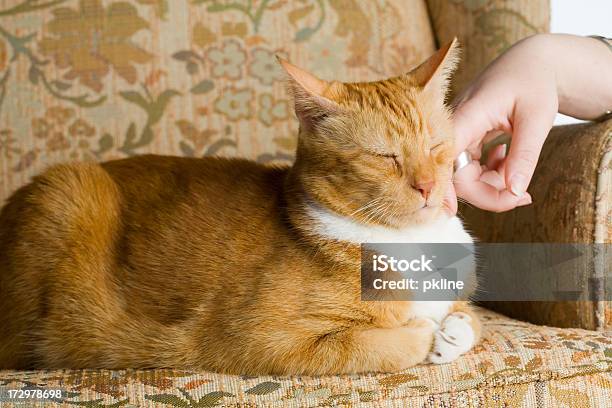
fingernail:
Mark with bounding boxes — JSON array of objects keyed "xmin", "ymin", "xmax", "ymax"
[
  {"xmin": 509, "ymin": 175, "xmax": 527, "ymax": 197},
  {"xmin": 518, "ymin": 195, "xmax": 532, "ymax": 206},
  {"xmin": 500, "ymin": 144, "xmax": 507, "ymax": 157}
]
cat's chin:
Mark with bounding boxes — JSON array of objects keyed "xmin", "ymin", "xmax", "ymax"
[{"xmin": 392, "ymin": 205, "xmax": 451, "ymax": 228}]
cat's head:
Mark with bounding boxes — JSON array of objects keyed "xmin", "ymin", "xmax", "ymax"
[{"xmin": 280, "ymin": 39, "xmax": 459, "ymax": 229}]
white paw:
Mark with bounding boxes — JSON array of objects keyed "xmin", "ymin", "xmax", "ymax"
[{"xmin": 428, "ymin": 312, "xmax": 475, "ymax": 364}]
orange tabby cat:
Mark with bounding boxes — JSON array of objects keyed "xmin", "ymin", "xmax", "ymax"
[{"xmin": 0, "ymin": 39, "xmax": 480, "ymax": 375}]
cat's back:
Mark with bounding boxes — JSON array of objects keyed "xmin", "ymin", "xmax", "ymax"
[
  {"xmin": 1, "ymin": 155, "xmax": 288, "ymax": 245},
  {"xmin": 98, "ymin": 155, "xmax": 292, "ymax": 266},
  {"xmin": 101, "ymin": 155, "xmax": 288, "ymax": 212},
  {"xmin": 0, "ymin": 155, "xmax": 291, "ymax": 277},
  {"xmin": 0, "ymin": 155, "xmax": 290, "ymax": 280}
]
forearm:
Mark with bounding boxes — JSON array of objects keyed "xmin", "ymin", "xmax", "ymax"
[{"xmin": 526, "ymin": 34, "xmax": 612, "ymax": 120}]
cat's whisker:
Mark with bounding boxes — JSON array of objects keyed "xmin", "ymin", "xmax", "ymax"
[
  {"xmin": 367, "ymin": 201, "xmax": 394, "ymax": 225},
  {"xmin": 349, "ymin": 197, "xmax": 384, "ymax": 217},
  {"xmin": 456, "ymin": 197, "xmax": 474, "ymax": 210},
  {"xmin": 359, "ymin": 199, "xmax": 384, "ymax": 219},
  {"xmin": 367, "ymin": 200, "xmax": 391, "ymax": 221}
]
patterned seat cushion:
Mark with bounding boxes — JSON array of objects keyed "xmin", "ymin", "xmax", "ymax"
[{"xmin": 1, "ymin": 309, "xmax": 610, "ymax": 407}]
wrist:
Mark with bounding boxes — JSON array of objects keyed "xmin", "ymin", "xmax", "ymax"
[
  {"xmin": 522, "ymin": 34, "xmax": 612, "ymax": 120},
  {"xmin": 517, "ymin": 34, "xmax": 564, "ymax": 105}
]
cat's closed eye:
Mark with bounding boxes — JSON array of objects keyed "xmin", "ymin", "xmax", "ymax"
[
  {"xmin": 430, "ymin": 142, "xmax": 445, "ymax": 152},
  {"xmin": 372, "ymin": 152, "xmax": 402, "ymax": 173}
]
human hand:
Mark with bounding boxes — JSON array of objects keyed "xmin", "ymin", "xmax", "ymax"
[
  {"xmin": 450, "ymin": 34, "xmax": 612, "ymax": 213},
  {"xmin": 451, "ymin": 35, "xmax": 561, "ymax": 212}
]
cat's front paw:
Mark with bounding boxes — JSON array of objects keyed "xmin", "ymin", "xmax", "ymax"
[{"xmin": 428, "ymin": 312, "xmax": 475, "ymax": 364}]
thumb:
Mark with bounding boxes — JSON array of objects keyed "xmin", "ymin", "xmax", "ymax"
[{"xmin": 504, "ymin": 102, "xmax": 554, "ymax": 196}]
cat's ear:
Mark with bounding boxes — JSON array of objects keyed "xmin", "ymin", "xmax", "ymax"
[
  {"xmin": 410, "ymin": 38, "xmax": 460, "ymax": 100},
  {"xmin": 277, "ymin": 57, "xmax": 341, "ymax": 130}
]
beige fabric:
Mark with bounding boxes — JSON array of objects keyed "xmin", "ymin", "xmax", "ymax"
[
  {"xmin": 0, "ymin": 0, "xmax": 436, "ymax": 204},
  {"xmin": 462, "ymin": 120, "xmax": 612, "ymax": 330},
  {"xmin": 0, "ymin": 309, "xmax": 610, "ymax": 407},
  {"xmin": 426, "ymin": 0, "xmax": 551, "ymax": 95}
]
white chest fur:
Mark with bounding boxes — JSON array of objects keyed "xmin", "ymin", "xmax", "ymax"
[
  {"xmin": 305, "ymin": 202, "xmax": 473, "ymax": 245},
  {"xmin": 306, "ymin": 202, "xmax": 474, "ymax": 323}
]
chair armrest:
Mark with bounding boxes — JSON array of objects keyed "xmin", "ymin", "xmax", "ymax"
[{"xmin": 461, "ymin": 119, "xmax": 612, "ymax": 330}]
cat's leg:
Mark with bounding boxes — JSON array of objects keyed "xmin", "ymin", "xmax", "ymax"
[
  {"xmin": 284, "ymin": 317, "xmax": 437, "ymax": 375},
  {"xmin": 351, "ymin": 318, "xmax": 438, "ymax": 372},
  {"xmin": 8, "ymin": 163, "xmax": 125, "ymax": 368},
  {"xmin": 428, "ymin": 302, "xmax": 481, "ymax": 364}
]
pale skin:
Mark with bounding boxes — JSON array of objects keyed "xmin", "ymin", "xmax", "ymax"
[{"xmin": 447, "ymin": 33, "xmax": 612, "ymax": 213}]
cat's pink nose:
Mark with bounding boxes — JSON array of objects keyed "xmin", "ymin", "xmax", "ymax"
[{"xmin": 415, "ymin": 181, "xmax": 435, "ymax": 200}]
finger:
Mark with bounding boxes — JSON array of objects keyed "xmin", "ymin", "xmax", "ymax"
[
  {"xmin": 455, "ymin": 179, "xmax": 533, "ymax": 212},
  {"xmin": 479, "ymin": 130, "xmax": 507, "ymax": 151},
  {"xmin": 505, "ymin": 102, "xmax": 554, "ymax": 197},
  {"xmin": 454, "ymin": 161, "xmax": 532, "ymax": 212},
  {"xmin": 453, "ymin": 160, "xmax": 485, "ymax": 184},
  {"xmin": 466, "ymin": 142, "xmax": 483, "ymax": 161},
  {"xmin": 443, "ymin": 183, "xmax": 458, "ymax": 215},
  {"xmin": 452, "ymin": 98, "xmax": 496, "ymax": 156},
  {"xmin": 479, "ymin": 169, "xmax": 505, "ymax": 190},
  {"xmin": 486, "ymin": 143, "xmax": 507, "ymax": 170}
]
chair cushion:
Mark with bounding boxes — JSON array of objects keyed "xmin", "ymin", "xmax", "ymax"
[{"xmin": 1, "ymin": 309, "xmax": 610, "ymax": 407}]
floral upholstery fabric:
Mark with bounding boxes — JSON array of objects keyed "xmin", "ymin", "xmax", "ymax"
[
  {"xmin": 426, "ymin": 0, "xmax": 551, "ymax": 96},
  {"xmin": 0, "ymin": 0, "xmax": 436, "ymax": 203},
  {"xmin": 1, "ymin": 309, "xmax": 610, "ymax": 407}
]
